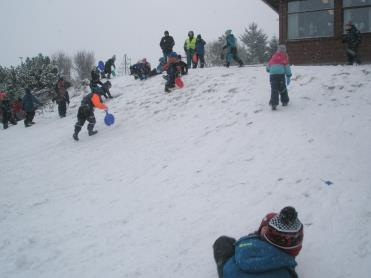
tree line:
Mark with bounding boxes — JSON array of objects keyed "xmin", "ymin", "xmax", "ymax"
[{"xmin": 0, "ymin": 51, "xmax": 95, "ymax": 100}]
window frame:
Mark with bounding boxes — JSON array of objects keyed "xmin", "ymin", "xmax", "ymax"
[
  {"xmin": 343, "ymin": 2, "xmax": 371, "ymax": 33},
  {"xmin": 287, "ymin": 0, "xmax": 335, "ymax": 40}
]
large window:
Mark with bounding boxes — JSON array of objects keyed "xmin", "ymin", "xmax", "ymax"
[
  {"xmin": 343, "ymin": 0, "xmax": 371, "ymax": 33},
  {"xmin": 288, "ymin": 0, "xmax": 335, "ymax": 40}
]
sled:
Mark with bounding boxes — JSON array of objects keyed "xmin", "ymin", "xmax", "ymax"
[
  {"xmin": 175, "ymin": 77, "xmax": 184, "ymax": 88},
  {"xmin": 104, "ymin": 110, "xmax": 115, "ymax": 126},
  {"xmin": 192, "ymin": 53, "xmax": 198, "ymax": 64}
]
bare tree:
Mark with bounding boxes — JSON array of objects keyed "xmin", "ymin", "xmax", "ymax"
[
  {"xmin": 51, "ymin": 51, "xmax": 72, "ymax": 79},
  {"xmin": 73, "ymin": 51, "xmax": 95, "ymax": 81}
]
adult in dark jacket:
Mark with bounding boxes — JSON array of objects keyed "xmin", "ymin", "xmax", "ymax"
[
  {"xmin": 22, "ymin": 88, "xmax": 42, "ymax": 127},
  {"xmin": 1, "ymin": 94, "xmax": 17, "ymax": 129},
  {"xmin": 343, "ymin": 22, "xmax": 361, "ymax": 65},
  {"xmin": 73, "ymin": 88, "xmax": 108, "ymax": 141},
  {"xmin": 195, "ymin": 34, "xmax": 206, "ymax": 68},
  {"xmin": 160, "ymin": 31, "xmax": 175, "ymax": 63},
  {"xmin": 54, "ymin": 77, "xmax": 70, "ymax": 118},
  {"xmin": 213, "ymin": 206, "xmax": 303, "ymax": 278},
  {"xmin": 104, "ymin": 55, "xmax": 116, "ymax": 79}
]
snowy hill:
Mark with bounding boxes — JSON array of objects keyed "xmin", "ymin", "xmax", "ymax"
[{"xmin": 1, "ymin": 65, "xmax": 371, "ymax": 278}]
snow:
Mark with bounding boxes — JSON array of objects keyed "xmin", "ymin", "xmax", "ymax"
[{"xmin": 1, "ymin": 65, "xmax": 371, "ymax": 278}]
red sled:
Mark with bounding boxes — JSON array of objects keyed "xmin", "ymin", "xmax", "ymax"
[
  {"xmin": 192, "ymin": 53, "xmax": 198, "ymax": 64},
  {"xmin": 175, "ymin": 77, "xmax": 184, "ymax": 88}
]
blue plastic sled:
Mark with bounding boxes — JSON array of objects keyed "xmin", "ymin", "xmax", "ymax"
[{"xmin": 104, "ymin": 111, "xmax": 115, "ymax": 126}]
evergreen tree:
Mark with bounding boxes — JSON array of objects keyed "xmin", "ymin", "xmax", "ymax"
[
  {"xmin": 240, "ymin": 23, "xmax": 268, "ymax": 64},
  {"xmin": 266, "ymin": 36, "xmax": 279, "ymax": 60}
]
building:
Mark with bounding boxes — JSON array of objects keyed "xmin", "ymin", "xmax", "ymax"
[{"xmin": 263, "ymin": 0, "xmax": 371, "ymax": 64}]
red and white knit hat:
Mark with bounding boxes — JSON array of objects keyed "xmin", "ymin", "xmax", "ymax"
[{"xmin": 262, "ymin": 207, "xmax": 304, "ymax": 253}]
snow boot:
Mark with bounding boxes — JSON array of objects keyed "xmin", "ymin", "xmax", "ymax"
[
  {"xmin": 271, "ymin": 105, "xmax": 277, "ymax": 110},
  {"xmin": 88, "ymin": 130, "xmax": 98, "ymax": 136},
  {"xmin": 282, "ymin": 102, "xmax": 288, "ymax": 107},
  {"xmin": 73, "ymin": 133, "xmax": 79, "ymax": 141}
]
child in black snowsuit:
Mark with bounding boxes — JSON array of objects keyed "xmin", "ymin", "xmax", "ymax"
[
  {"xmin": 103, "ymin": 55, "xmax": 116, "ymax": 79},
  {"xmin": 22, "ymin": 88, "xmax": 42, "ymax": 127},
  {"xmin": 1, "ymin": 96, "xmax": 17, "ymax": 129},
  {"xmin": 73, "ymin": 89, "xmax": 108, "ymax": 141},
  {"xmin": 175, "ymin": 55, "xmax": 188, "ymax": 76}
]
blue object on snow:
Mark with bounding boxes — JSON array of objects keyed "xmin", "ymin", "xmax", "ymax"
[
  {"xmin": 104, "ymin": 111, "xmax": 115, "ymax": 126},
  {"xmin": 321, "ymin": 179, "xmax": 333, "ymax": 186},
  {"xmin": 98, "ymin": 61, "xmax": 105, "ymax": 72}
]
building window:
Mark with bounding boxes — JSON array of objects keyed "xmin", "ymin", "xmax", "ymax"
[
  {"xmin": 343, "ymin": 0, "xmax": 371, "ymax": 33},
  {"xmin": 288, "ymin": 0, "xmax": 335, "ymax": 40}
]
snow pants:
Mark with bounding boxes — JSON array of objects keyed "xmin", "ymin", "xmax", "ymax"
[
  {"xmin": 74, "ymin": 105, "xmax": 96, "ymax": 135},
  {"xmin": 24, "ymin": 111, "xmax": 35, "ymax": 126},
  {"xmin": 226, "ymin": 47, "xmax": 243, "ymax": 66},
  {"xmin": 213, "ymin": 236, "xmax": 236, "ymax": 278},
  {"xmin": 2, "ymin": 110, "xmax": 17, "ymax": 129},
  {"xmin": 270, "ymin": 74, "xmax": 289, "ymax": 106},
  {"xmin": 186, "ymin": 49, "xmax": 196, "ymax": 69},
  {"xmin": 57, "ymin": 100, "xmax": 67, "ymax": 117}
]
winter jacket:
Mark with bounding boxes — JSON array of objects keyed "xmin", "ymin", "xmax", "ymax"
[
  {"xmin": 266, "ymin": 52, "xmax": 292, "ymax": 77},
  {"xmin": 81, "ymin": 92, "xmax": 107, "ymax": 110},
  {"xmin": 223, "ymin": 235, "xmax": 297, "ymax": 278},
  {"xmin": 104, "ymin": 58, "xmax": 116, "ymax": 73},
  {"xmin": 184, "ymin": 36, "xmax": 197, "ymax": 51},
  {"xmin": 54, "ymin": 80, "xmax": 70, "ymax": 103},
  {"xmin": 196, "ymin": 37, "xmax": 206, "ymax": 55},
  {"xmin": 22, "ymin": 89, "xmax": 42, "ymax": 112},
  {"xmin": 226, "ymin": 34, "xmax": 237, "ymax": 49},
  {"xmin": 160, "ymin": 35, "xmax": 175, "ymax": 53},
  {"xmin": 344, "ymin": 25, "xmax": 361, "ymax": 48},
  {"xmin": 1, "ymin": 99, "xmax": 11, "ymax": 114}
]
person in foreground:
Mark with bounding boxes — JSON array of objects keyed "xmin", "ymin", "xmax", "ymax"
[{"xmin": 213, "ymin": 206, "xmax": 304, "ymax": 278}]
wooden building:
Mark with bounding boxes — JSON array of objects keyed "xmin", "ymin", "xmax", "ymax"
[{"xmin": 262, "ymin": 0, "xmax": 371, "ymax": 64}]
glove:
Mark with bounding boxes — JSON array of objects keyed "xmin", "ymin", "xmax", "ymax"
[{"xmin": 286, "ymin": 76, "xmax": 291, "ymax": 86}]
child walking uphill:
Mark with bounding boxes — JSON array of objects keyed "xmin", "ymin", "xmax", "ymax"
[
  {"xmin": 266, "ymin": 45, "xmax": 292, "ymax": 110},
  {"xmin": 73, "ymin": 87, "xmax": 108, "ymax": 141}
]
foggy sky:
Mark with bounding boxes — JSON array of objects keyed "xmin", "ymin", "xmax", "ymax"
[{"xmin": 0, "ymin": 0, "xmax": 278, "ymax": 68}]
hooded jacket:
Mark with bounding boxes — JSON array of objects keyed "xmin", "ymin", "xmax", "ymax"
[{"xmin": 223, "ymin": 235, "xmax": 297, "ymax": 278}]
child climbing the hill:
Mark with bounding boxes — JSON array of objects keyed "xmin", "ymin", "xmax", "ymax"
[
  {"xmin": 266, "ymin": 44, "xmax": 292, "ymax": 110},
  {"xmin": 72, "ymin": 87, "xmax": 108, "ymax": 141}
]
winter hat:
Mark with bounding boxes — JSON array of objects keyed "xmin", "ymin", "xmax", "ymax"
[
  {"xmin": 262, "ymin": 206, "xmax": 303, "ymax": 251},
  {"xmin": 164, "ymin": 30, "xmax": 169, "ymax": 35},
  {"xmin": 225, "ymin": 29, "xmax": 232, "ymax": 35},
  {"xmin": 169, "ymin": 51, "xmax": 178, "ymax": 58},
  {"xmin": 197, "ymin": 34, "xmax": 201, "ymax": 39},
  {"xmin": 188, "ymin": 31, "xmax": 194, "ymax": 37},
  {"xmin": 277, "ymin": 44, "xmax": 287, "ymax": 53}
]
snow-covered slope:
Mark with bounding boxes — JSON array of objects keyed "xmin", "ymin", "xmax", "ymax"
[{"xmin": 1, "ymin": 65, "xmax": 371, "ymax": 278}]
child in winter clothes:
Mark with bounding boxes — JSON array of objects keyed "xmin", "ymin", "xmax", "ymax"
[
  {"xmin": 213, "ymin": 206, "xmax": 303, "ymax": 278},
  {"xmin": 73, "ymin": 87, "xmax": 108, "ymax": 141},
  {"xmin": 163, "ymin": 52, "xmax": 181, "ymax": 93},
  {"xmin": 54, "ymin": 77, "xmax": 70, "ymax": 118},
  {"xmin": 195, "ymin": 34, "xmax": 206, "ymax": 68},
  {"xmin": 175, "ymin": 55, "xmax": 188, "ymax": 76},
  {"xmin": 22, "ymin": 88, "xmax": 42, "ymax": 127},
  {"xmin": 266, "ymin": 45, "xmax": 292, "ymax": 110},
  {"xmin": 1, "ymin": 94, "xmax": 17, "ymax": 129},
  {"xmin": 223, "ymin": 30, "xmax": 243, "ymax": 67}
]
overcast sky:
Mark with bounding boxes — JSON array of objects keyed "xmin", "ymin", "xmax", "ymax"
[{"xmin": 0, "ymin": 0, "xmax": 278, "ymax": 68}]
